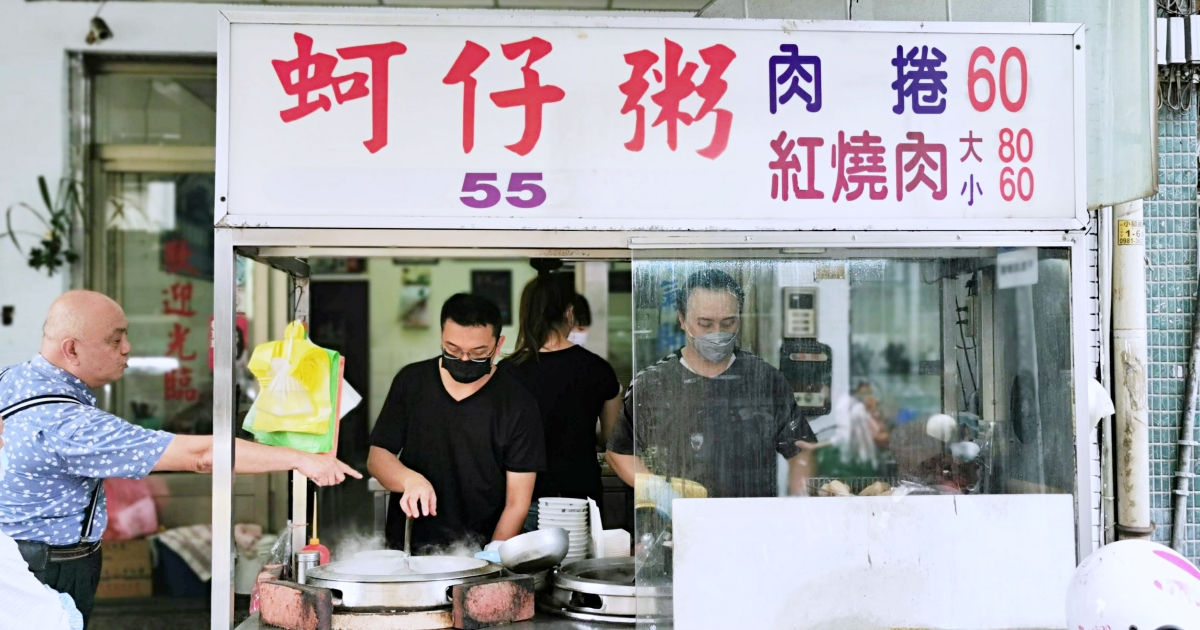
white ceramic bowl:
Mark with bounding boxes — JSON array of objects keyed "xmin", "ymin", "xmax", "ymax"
[{"xmin": 540, "ymin": 498, "xmax": 588, "ymax": 506}]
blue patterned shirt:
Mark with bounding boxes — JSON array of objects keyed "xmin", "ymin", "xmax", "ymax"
[{"xmin": 0, "ymin": 356, "xmax": 173, "ymax": 545}]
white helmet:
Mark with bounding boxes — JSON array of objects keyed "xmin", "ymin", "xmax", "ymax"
[{"xmin": 1066, "ymin": 539, "xmax": 1200, "ymax": 630}]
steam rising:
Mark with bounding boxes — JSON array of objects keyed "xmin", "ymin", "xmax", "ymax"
[{"xmin": 327, "ymin": 527, "xmax": 488, "ymax": 576}]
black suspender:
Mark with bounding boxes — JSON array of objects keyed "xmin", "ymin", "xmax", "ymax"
[
  {"xmin": 0, "ymin": 367, "xmax": 86, "ymax": 420},
  {"xmin": 0, "ymin": 394, "xmax": 87, "ymax": 418}
]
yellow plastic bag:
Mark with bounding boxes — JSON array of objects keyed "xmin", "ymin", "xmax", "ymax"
[
  {"xmin": 248, "ymin": 322, "xmax": 331, "ymax": 435},
  {"xmin": 244, "ymin": 350, "xmax": 341, "ymax": 453}
]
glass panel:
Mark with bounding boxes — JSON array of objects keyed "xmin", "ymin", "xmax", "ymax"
[
  {"xmin": 102, "ymin": 172, "xmax": 217, "ymax": 434},
  {"xmin": 94, "ymin": 74, "xmax": 216, "ymax": 146},
  {"xmin": 627, "ymin": 249, "xmax": 1075, "ymax": 625}
]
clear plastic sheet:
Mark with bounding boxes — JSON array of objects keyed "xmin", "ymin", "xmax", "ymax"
[{"xmin": 627, "ymin": 250, "xmax": 1076, "ymax": 626}]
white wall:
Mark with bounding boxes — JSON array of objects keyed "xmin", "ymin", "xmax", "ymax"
[{"xmin": 0, "ymin": 1, "xmax": 221, "ymax": 367}]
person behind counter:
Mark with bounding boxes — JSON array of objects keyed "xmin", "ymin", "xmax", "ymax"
[
  {"xmin": 566, "ymin": 293, "xmax": 592, "ymax": 347},
  {"xmin": 605, "ymin": 269, "xmax": 819, "ymax": 504},
  {"xmin": 368, "ymin": 294, "xmax": 545, "ymax": 553},
  {"xmin": 0, "ymin": 291, "xmax": 360, "ymax": 628},
  {"xmin": 501, "ymin": 267, "xmax": 622, "ymax": 532}
]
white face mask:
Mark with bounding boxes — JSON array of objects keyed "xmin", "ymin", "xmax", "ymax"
[{"xmin": 567, "ymin": 330, "xmax": 588, "ymax": 346}]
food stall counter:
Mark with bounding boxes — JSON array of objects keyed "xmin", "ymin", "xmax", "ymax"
[{"xmin": 236, "ymin": 612, "xmax": 648, "ymax": 630}]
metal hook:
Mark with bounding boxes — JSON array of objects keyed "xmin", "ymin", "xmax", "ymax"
[{"xmin": 291, "ymin": 281, "xmax": 307, "ymax": 324}]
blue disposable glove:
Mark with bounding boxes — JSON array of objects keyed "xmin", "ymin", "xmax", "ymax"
[{"xmin": 51, "ymin": 587, "xmax": 84, "ymax": 630}]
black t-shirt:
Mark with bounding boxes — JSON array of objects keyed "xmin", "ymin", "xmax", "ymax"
[
  {"xmin": 501, "ymin": 346, "xmax": 620, "ymax": 503},
  {"xmin": 607, "ymin": 349, "xmax": 816, "ymax": 498},
  {"xmin": 370, "ymin": 358, "xmax": 545, "ymax": 551}
]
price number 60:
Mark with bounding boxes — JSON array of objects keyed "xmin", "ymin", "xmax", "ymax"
[
  {"xmin": 999, "ymin": 128, "xmax": 1034, "ymax": 202},
  {"xmin": 969, "ymin": 46, "xmax": 1028, "ymax": 113}
]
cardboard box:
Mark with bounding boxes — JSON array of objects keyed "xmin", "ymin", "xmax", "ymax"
[
  {"xmin": 101, "ymin": 538, "xmax": 152, "ymax": 580},
  {"xmin": 95, "ymin": 577, "xmax": 153, "ymax": 599}
]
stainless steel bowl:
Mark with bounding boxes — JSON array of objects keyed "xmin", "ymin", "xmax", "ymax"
[{"xmin": 499, "ymin": 527, "xmax": 569, "ymax": 574}]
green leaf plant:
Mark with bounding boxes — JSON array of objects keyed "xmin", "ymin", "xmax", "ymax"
[{"xmin": 3, "ymin": 176, "xmax": 88, "ymax": 277}]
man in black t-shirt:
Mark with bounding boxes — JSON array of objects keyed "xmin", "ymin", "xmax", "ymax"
[
  {"xmin": 368, "ymin": 294, "xmax": 545, "ymax": 552},
  {"xmin": 606, "ymin": 269, "xmax": 818, "ymax": 502}
]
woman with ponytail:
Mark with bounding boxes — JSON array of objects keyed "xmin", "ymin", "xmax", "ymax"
[{"xmin": 502, "ymin": 260, "xmax": 622, "ymax": 531}]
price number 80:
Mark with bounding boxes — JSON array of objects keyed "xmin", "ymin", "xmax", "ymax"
[{"xmin": 999, "ymin": 128, "xmax": 1034, "ymax": 202}]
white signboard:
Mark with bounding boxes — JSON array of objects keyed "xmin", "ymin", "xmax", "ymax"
[{"xmin": 218, "ymin": 13, "xmax": 1084, "ymax": 231}]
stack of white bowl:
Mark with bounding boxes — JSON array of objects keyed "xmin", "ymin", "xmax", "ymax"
[{"xmin": 537, "ymin": 497, "xmax": 589, "ymax": 563}]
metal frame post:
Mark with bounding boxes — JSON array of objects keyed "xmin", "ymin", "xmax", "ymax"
[
  {"xmin": 211, "ymin": 228, "xmax": 236, "ymax": 630},
  {"xmin": 290, "ymin": 277, "xmax": 311, "ymax": 555}
]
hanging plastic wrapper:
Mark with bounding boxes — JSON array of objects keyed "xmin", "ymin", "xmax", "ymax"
[
  {"xmin": 242, "ymin": 321, "xmax": 361, "ymax": 453},
  {"xmin": 247, "ymin": 322, "xmax": 331, "ymax": 435},
  {"xmin": 260, "ymin": 357, "xmax": 314, "ymax": 418}
]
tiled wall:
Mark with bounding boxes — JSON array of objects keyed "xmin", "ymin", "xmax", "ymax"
[{"xmin": 1144, "ymin": 104, "xmax": 1199, "ymax": 559}]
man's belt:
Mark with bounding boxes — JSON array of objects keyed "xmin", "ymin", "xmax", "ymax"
[
  {"xmin": 15, "ymin": 539, "xmax": 102, "ymax": 571},
  {"xmin": 49, "ymin": 540, "xmax": 102, "ymax": 562}
]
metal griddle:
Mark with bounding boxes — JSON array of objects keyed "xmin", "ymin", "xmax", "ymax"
[{"xmin": 305, "ymin": 556, "xmax": 503, "ymax": 611}]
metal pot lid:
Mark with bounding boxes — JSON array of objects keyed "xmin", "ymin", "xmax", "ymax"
[
  {"xmin": 308, "ymin": 555, "xmax": 500, "ymax": 584},
  {"xmin": 552, "ymin": 557, "xmax": 671, "ymax": 598}
]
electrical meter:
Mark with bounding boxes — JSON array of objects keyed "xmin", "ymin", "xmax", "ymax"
[{"xmin": 779, "ymin": 287, "xmax": 832, "ymax": 415}]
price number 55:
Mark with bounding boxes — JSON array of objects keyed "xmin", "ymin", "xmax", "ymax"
[{"xmin": 460, "ymin": 173, "xmax": 546, "ymax": 209}]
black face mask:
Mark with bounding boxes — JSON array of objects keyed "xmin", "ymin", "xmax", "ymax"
[{"xmin": 441, "ymin": 351, "xmax": 494, "ymax": 384}]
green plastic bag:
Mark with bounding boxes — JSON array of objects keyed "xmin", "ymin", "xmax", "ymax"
[{"xmin": 244, "ymin": 349, "xmax": 341, "ymax": 453}]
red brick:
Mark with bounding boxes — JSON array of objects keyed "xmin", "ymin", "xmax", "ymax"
[
  {"xmin": 451, "ymin": 576, "xmax": 535, "ymax": 630},
  {"xmin": 259, "ymin": 580, "xmax": 334, "ymax": 630}
]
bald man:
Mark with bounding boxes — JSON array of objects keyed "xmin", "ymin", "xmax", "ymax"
[{"xmin": 0, "ymin": 291, "xmax": 360, "ymax": 626}]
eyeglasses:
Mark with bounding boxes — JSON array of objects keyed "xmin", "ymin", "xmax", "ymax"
[{"xmin": 442, "ymin": 346, "xmax": 495, "ymax": 362}]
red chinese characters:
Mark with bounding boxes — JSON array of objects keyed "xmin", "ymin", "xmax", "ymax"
[
  {"xmin": 162, "ymin": 239, "xmax": 198, "ymax": 277},
  {"xmin": 164, "ymin": 368, "xmax": 196, "ymax": 403},
  {"xmin": 618, "ymin": 50, "xmax": 658, "ymax": 152},
  {"xmin": 442, "ymin": 42, "xmax": 490, "ymax": 154},
  {"xmin": 166, "ymin": 323, "xmax": 197, "ymax": 363},
  {"xmin": 162, "ymin": 282, "xmax": 196, "ymax": 318},
  {"xmin": 766, "ymin": 129, "xmax": 976, "ymax": 206},
  {"xmin": 895, "ymin": 132, "xmax": 947, "ymax": 201},
  {"xmin": 619, "ymin": 39, "xmax": 736, "ymax": 160},
  {"xmin": 769, "ymin": 132, "xmax": 825, "ymax": 201},
  {"xmin": 272, "ymin": 32, "xmax": 407, "ymax": 154},
  {"xmin": 163, "ymin": 280, "xmax": 198, "ymax": 403},
  {"xmin": 831, "ymin": 130, "xmax": 887, "ymax": 202},
  {"xmin": 443, "ymin": 38, "xmax": 565, "ymax": 156},
  {"xmin": 489, "ymin": 38, "xmax": 565, "ymax": 156}
]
